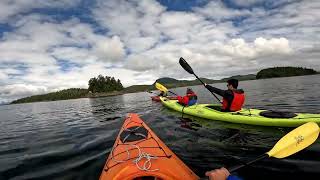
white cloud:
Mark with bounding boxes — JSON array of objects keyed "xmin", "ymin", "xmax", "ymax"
[
  {"xmin": 92, "ymin": 0, "xmax": 165, "ymax": 52},
  {"xmin": 126, "ymin": 36, "xmax": 158, "ymax": 53},
  {"xmin": 0, "ymin": 0, "xmax": 81, "ymax": 23},
  {"xmin": 254, "ymin": 37, "xmax": 292, "ymax": 54},
  {"xmin": 94, "ymin": 36, "xmax": 126, "ymax": 62},
  {"xmin": 158, "ymin": 11, "xmax": 206, "ymax": 41},
  {"xmin": 125, "ymin": 54, "xmax": 159, "ymax": 71},
  {"xmin": 50, "ymin": 47, "xmax": 97, "ymax": 65},
  {"xmin": 216, "ymin": 37, "xmax": 292, "ymax": 58},
  {"xmin": 0, "ymin": 71, "xmax": 7, "ymax": 80},
  {"xmin": 0, "ymin": 84, "xmax": 47, "ymax": 98},
  {"xmin": 0, "ymin": 16, "xmax": 127, "ymax": 64},
  {"xmin": 194, "ymin": 0, "xmax": 251, "ymax": 21}
]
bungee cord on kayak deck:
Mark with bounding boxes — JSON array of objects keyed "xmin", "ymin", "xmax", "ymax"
[
  {"xmin": 111, "ymin": 144, "xmax": 159, "ymax": 172},
  {"xmin": 133, "ymin": 146, "xmax": 159, "ymax": 172},
  {"xmin": 111, "ymin": 124, "xmax": 160, "ymax": 172},
  {"xmin": 104, "ymin": 116, "xmax": 171, "ymax": 172}
]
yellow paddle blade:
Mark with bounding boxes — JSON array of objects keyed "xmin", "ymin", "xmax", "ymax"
[
  {"xmin": 267, "ymin": 122, "xmax": 319, "ymax": 158},
  {"xmin": 155, "ymin": 82, "xmax": 168, "ymax": 92}
]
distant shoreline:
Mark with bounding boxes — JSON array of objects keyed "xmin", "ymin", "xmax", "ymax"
[{"xmin": 8, "ymin": 68, "xmax": 319, "ymax": 105}]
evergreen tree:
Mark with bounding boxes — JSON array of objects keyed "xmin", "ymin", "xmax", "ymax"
[{"xmin": 88, "ymin": 74, "xmax": 124, "ymax": 93}]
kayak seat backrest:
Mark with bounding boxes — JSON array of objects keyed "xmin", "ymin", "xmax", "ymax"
[
  {"xmin": 120, "ymin": 126, "xmax": 148, "ymax": 143},
  {"xmin": 259, "ymin": 110, "xmax": 297, "ymax": 118}
]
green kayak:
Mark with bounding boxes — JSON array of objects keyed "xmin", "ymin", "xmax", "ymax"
[{"xmin": 160, "ymin": 97, "xmax": 320, "ymax": 127}]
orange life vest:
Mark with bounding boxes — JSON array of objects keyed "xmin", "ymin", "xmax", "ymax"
[{"xmin": 222, "ymin": 91, "xmax": 245, "ymax": 111}]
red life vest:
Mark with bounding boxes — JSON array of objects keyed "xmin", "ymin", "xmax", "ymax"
[
  {"xmin": 222, "ymin": 91, "xmax": 245, "ymax": 111},
  {"xmin": 178, "ymin": 92, "xmax": 197, "ymax": 106}
]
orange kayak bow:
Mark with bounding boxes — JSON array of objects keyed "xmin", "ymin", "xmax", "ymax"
[{"xmin": 100, "ymin": 113, "xmax": 199, "ymax": 180}]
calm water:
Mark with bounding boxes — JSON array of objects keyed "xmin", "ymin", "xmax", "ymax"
[{"xmin": 0, "ymin": 75, "xmax": 320, "ymax": 180}]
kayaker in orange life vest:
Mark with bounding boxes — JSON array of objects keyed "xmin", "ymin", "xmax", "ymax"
[
  {"xmin": 204, "ymin": 79, "xmax": 245, "ymax": 111},
  {"xmin": 177, "ymin": 88, "xmax": 198, "ymax": 106}
]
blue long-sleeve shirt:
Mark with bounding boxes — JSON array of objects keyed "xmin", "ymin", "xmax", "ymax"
[{"xmin": 227, "ymin": 175, "xmax": 243, "ymax": 180}]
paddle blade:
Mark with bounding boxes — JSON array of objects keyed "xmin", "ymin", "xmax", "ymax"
[
  {"xmin": 155, "ymin": 82, "xmax": 168, "ymax": 92},
  {"xmin": 267, "ymin": 122, "xmax": 319, "ymax": 158},
  {"xmin": 179, "ymin": 57, "xmax": 194, "ymax": 74}
]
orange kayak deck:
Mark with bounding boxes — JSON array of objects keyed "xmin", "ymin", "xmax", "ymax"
[{"xmin": 100, "ymin": 113, "xmax": 199, "ymax": 180}]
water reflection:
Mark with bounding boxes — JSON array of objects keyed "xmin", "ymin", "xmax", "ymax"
[
  {"xmin": 177, "ymin": 117, "xmax": 202, "ymax": 131},
  {"xmin": 89, "ymin": 96, "xmax": 125, "ymax": 123}
]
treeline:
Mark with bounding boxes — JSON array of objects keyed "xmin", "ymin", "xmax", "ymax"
[
  {"xmin": 11, "ymin": 75, "xmax": 125, "ymax": 104},
  {"xmin": 10, "ymin": 67, "xmax": 319, "ymax": 104},
  {"xmin": 256, "ymin": 67, "xmax": 318, "ymax": 79},
  {"xmin": 88, "ymin": 75, "xmax": 123, "ymax": 93},
  {"xmin": 11, "ymin": 88, "xmax": 88, "ymax": 104}
]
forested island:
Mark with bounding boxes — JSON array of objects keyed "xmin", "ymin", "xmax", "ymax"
[
  {"xmin": 10, "ymin": 66, "xmax": 319, "ymax": 104},
  {"xmin": 11, "ymin": 88, "xmax": 89, "ymax": 104},
  {"xmin": 256, "ymin": 67, "xmax": 318, "ymax": 79},
  {"xmin": 11, "ymin": 75, "xmax": 124, "ymax": 104}
]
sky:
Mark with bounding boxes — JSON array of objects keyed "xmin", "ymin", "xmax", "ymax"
[{"xmin": 0, "ymin": 0, "xmax": 319, "ymax": 103}]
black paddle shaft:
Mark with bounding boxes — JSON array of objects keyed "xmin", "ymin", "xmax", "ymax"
[
  {"xmin": 169, "ymin": 91, "xmax": 178, "ymax": 96},
  {"xmin": 229, "ymin": 154, "xmax": 268, "ymax": 173},
  {"xmin": 179, "ymin": 57, "xmax": 221, "ymax": 104}
]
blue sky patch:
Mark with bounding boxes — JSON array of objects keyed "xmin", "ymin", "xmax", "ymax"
[
  {"xmin": 0, "ymin": 23, "xmax": 14, "ymax": 38},
  {"xmin": 157, "ymin": 0, "xmax": 209, "ymax": 11},
  {"xmin": 56, "ymin": 59, "xmax": 82, "ymax": 72}
]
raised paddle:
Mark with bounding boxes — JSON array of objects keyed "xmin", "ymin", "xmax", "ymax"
[
  {"xmin": 229, "ymin": 121, "xmax": 320, "ymax": 172},
  {"xmin": 155, "ymin": 82, "xmax": 178, "ymax": 96},
  {"xmin": 179, "ymin": 57, "xmax": 221, "ymax": 103}
]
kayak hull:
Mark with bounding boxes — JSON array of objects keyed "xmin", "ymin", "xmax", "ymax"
[
  {"xmin": 151, "ymin": 96, "xmax": 178, "ymax": 102},
  {"xmin": 160, "ymin": 97, "xmax": 320, "ymax": 127},
  {"xmin": 100, "ymin": 113, "xmax": 199, "ymax": 180}
]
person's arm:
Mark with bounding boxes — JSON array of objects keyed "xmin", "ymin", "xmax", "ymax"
[
  {"xmin": 205, "ymin": 84, "xmax": 226, "ymax": 97},
  {"xmin": 224, "ymin": 90, "xmax": 234, "ymax": 102},
  {"xmin": 206, "ymin": 168, "xmax": 242, "ymax": 180}
]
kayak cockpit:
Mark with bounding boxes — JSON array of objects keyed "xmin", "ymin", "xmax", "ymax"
[
  {"xmin": 205, "ymin": 105, "xmax": 223, "ymax": 111},
  {"xmin": 260, "ymin": 110, "xmax": 297, "ymax": 118}
]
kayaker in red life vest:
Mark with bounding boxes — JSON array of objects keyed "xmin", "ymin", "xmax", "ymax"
[
  {"xmin": 205, "ymin": 79, "xmax": 245, "ymax": 112},
  {"xmin": 177, "ymin": 88, "xmax": 198, "ymax": 106}
]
